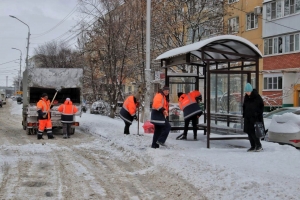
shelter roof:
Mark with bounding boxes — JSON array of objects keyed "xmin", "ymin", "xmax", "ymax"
[{"xmin": 156, "ymin": 35, "xmax": 262, "ymax": 62}]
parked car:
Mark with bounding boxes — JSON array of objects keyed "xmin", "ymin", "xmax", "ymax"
[
  {"xmin": 90, "ymin": 101, "xmax": 106, "ymax": 114},
  {"xmin": 264, "ymin": 107, "xmax": 300, "ymax": 148},
  {"xmin": 263, "ymin": 107, "xmax": 300, "ymax": 130},
  {"xmin": 17, "ymin": 96, "xmax": 23, "ymax": 104}
]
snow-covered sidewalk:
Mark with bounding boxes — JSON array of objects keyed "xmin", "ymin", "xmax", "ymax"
[{"xmin": 9, "ymin": 101, "xmax": 300, "ymax": 199}]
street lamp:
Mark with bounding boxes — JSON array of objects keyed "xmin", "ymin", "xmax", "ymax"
[
  {"xmin": 11, "ymin": 48, "xmax": 22, "ymax": 91},
  {"xmin": 9, "ymin": 15, "xmax": 30, "ymax": 70}
]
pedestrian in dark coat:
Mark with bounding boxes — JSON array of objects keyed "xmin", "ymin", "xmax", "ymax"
[{"xmin": 243, "ymin": 83, "xmax": 264, "ymax": 152}]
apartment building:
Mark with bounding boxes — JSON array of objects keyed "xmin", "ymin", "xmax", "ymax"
[
  {"xmin": 224, "ymin": 0, "xmax": 264, "ymax": 92},
  {"xmin": 262, "ymin": 0, "xmax": 300, "ymax": 108}
]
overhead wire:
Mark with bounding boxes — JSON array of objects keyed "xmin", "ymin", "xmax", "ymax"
[
  {"xmin": 47, "ymin": 7, "xmax": 98, "ymax": 44},
  {"xmin": 0, "ymin": 59, "xmax": 20, "ymax": 66},
  {"xmin": 31, "ymin": 3, "xmax": 80, "ymax": 38}
]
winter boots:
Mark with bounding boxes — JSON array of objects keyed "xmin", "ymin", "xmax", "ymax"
[
  {"xmin": 63, "ymin": 134, "xmax": 68, "ymax": 139},
  {"xmin": 247, "ymin": 146, "xmax": 263, "ymax": 152},
  {"xmin": 37, "ymin": 134, "xmax": 44, "ymax": 140},
  {"xmin": 194, "ymin": 134, "xmax": 197, "ymax": 140},
  {"xmin": 47, "ymin": 134, "xmax": 55, "ymax": 139},
  {"xmin": 247, "ymin": 147, "xmax": 255, "ymax": 152},
  {"xmin": 255, "ymin": 146, "xmax": 263, "ymax": 152}
]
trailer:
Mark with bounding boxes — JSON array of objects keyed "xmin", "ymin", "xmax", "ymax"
[{"xmin": 22, "ymin": 68, "xmax": 83, "ymax": 135}]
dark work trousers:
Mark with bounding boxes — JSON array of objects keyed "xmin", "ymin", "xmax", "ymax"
[
  {"xmin": 247, "ymin": 132, "xmax": 262, "ymax": 148},
  {"xmin": 183, "ymin": 115, "xmax": 198, "ymax": 137},
  {"xmin": 63, "ymin": 123, "xmax": 72, "ymax": 136},
  {"xmin": 151, "ymin": 119, "xmax": 171, "ymax": 148},
  {"xmin": 124, "ymin": 121, "xmax": 131, "ymax": 134}
]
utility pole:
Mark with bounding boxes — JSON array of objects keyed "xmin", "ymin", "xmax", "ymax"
[{"xmin": 144, "ymin": 0, "xmax": 152, "ymax": 122}]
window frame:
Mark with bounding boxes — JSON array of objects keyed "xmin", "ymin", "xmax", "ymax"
[
  {"xmin": 228, "ymin": 0, "xmax": 238, "ymax": 4},
  {"xmin": 246, "ymin": 12, "xmax": 258, "ymax": 30},
  {"xmin": 263, "ymin": 75, "xmax": 283, "ymax": 90},
  {"xmin": 228, "ymin": 16, "xmax": 239, "ymax": 33}
]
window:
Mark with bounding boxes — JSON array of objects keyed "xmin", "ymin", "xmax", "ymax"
[
  {"xmin": 177, "ymin": 84, "xmax": 183, "ymax": 93},
  {"xmin": 228, "ymin": 0, "xmax": 238, "ymax": 3},
  {"xmin": 284, "ymin": 0, "xmax": 296, "ymax": 15},
  {"xmin": 246, "ymin": 13, "xmax": 258, "ymax": 30},
  {"xmin": 128, "ymin": 86, "xmax": 132, "ymax": 93},
  {"xmin": 263, "ymin": 33, "xmax": 300, "ymax": 56},
  {"xmin": 267, "ymin": 1, "xmax": 282, "ymax": 20},
  {"xmin": 285, "ymin": 34, "xmax": 295, "ymax": 52},
  {"xmin": 228, "ymin": 17, "xmax": 239, "ymax": 33},
  {"xmin": 264, "ymin": 76, "xmax": 283, "ymax": 90},
  {"xmin": 295, "ymin": 34, "xmax": 300, "ymax": 50},
  {"xmin": 264, "ymin": 38, "xmax": 273, "ymax": 55}
]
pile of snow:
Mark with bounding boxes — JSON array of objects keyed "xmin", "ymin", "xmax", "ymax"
[{"xmin": 269, "ymin": 113, "xmax": 300, "ymax": 133}]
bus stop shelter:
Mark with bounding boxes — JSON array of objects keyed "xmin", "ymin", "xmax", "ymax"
[{"xmin": 156, "ymin": 35, "xmax": 262, "ymax": 148}]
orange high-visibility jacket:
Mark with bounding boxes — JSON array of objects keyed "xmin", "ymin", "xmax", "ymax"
[
  {"xmin": 150, "ymin": 92, "xmax": 169, "ymax": 125},
  {"xmin": 119, "ymin": 95, "xmax": 138, "ymax": 124},
  {"xmin": 152, "ymin": 92, "xmax": 168, "ymax": 111},
  {"xmin": 37, "ymin": 98, "xmax": 51, "ymax": 120},
  {"xmin": 179, "ymin": 90, "xmax": 201, "ymax": 110},
  {"xmin": 122, "ymin": 96, "xmax": 137, "ymax": 116},
  {"xmin": 58, "ymin": 99, "xmax": 78, "ymax": 123},
  {"xmin": 178, "ymin": 90, "xmax": 202, "ymax": 120}
]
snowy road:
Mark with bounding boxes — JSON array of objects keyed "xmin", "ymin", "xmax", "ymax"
[{"xmin": 0, "ymin": 101, "xmax": 205, "ymax": 200}]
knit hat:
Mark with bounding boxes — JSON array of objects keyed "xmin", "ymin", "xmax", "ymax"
[
  {"xmin": 66, "ymin": 98, "xmax": 70, "ymax": 101},
  {"xmin": 41, "ymin": 93, "xmax": 48, "ymax": 97},
  {"xmin": 162, "ymin": 86, "xmax": 170, "ymax": 91},
  {"xmin": 244, "ymin": 83, "xmax": 253, "ymax": 92}
]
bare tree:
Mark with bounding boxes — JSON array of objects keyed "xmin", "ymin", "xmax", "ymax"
[
  {"xmin": 79, "ymin": 0, "xmax": 145, "ymax": 118},
  {"xmin": 33, "ymin": 41, "xmax": 83, "ymax": 69}
]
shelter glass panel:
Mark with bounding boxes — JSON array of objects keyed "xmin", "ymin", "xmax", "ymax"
[
  {"xmin": 210, "ymin": 74, "xmax": 248, "ymax": 128},
  {"xmin": 168, "ymin": 76, "xmax": 198, "ymax": 128}
]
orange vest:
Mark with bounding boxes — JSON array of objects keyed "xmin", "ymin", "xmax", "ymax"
[
  {"xmin": 58, "ymin": 100, "xmax": 78, "ymax": 123},
  {"xmin": 122, "ymin": 96, "xmax": 137, "ymax": 116},
  {"xmin": 152, "ymin": 92, "xmax": 168, "ymax": 111},
  {"xmin": 37, "ymin": 98, "xmax": 51, "ymax": 120}
]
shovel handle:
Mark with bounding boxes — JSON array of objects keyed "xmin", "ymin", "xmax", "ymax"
[{"xmin": 43, "ymin": 90, "xmax": 58, "ymax": 118}]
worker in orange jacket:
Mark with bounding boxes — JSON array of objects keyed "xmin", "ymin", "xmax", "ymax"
[
  {"xmin": 150, "ymin": 86, "xmax": 171, "ymax": 148},
  {"xmin": 177, "ymin": 90, "xmax": 203, "ymax": 140},
  {"xmin": 119, "ymin": 95, "xmax": 139, "ymax": 135},
  {"xmin": 36, "ymin": 93, "xmax": 55, "ymax": 140},
  {"xmin": 57, "ymin": 98, "xmax": 78, "ymax": 139}
]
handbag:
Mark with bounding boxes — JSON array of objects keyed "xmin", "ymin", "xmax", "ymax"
[{"xmin": 254, "ymin": 121, "xmax": 265, "ymax": 138}]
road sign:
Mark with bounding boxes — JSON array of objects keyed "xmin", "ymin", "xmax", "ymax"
[{"xmin": 16, "ymin": 91, "xmax": 23, "ymax": 95}]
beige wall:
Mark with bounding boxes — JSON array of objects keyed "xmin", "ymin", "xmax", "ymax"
[{"xmin": 224, "ymin": 0, "xmax": 263, "ymax": 92}]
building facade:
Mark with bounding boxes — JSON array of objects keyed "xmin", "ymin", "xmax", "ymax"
[
  {"xmin": 224, "ymin": 0, "xmax": 264, "ymax": 92},
  {"xmin": 262, "ymin": 0, "xmax": 300, "ymax": 108}
]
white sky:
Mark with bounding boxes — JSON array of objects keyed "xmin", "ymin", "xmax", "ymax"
[
  {"xmin": 9, "ymin": 100, "xmax": 300, "ymax": 199},
  {"xmin": 0, "ymin": 0, "xmax": 80, "ymax": 87}
]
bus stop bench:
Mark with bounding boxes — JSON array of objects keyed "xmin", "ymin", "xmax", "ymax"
[
  {"xmin": 209, "ymin": 113, "xmax": 243, "ymax": 123},
  {"xmin": 197, "ymin": 123, "xmax": 248, "ymax": 140}
]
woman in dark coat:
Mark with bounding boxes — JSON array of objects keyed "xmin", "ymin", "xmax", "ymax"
[{"xmin": 243, "ymin": 83, "xmax": 264, "ymax": 152}]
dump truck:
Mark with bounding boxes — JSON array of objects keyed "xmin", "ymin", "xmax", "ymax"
[{"xmin": 22, "ymin": 68, "xmax": 83, "ymax": 135}]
